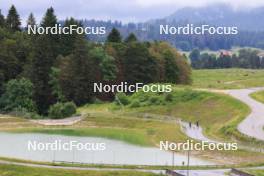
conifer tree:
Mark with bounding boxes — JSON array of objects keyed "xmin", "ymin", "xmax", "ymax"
[
  {"xmin": 41, "ymin": 7, "xmax": 57, "ymax": 27},
  {"xmin": 0, "ymin": 10, "xmax": 5, "ymax": 27},
  {"xmin": 59, "ymin": 36, "xmax": 95, "ymax": 105},
  {"xmin": 107, "ymin": 28, "xmax": 122, "ymax": 43},
  {"xmin": 31, "ymin": 7, "xmax": 60, "ymax": 114},
  {"xmin": 6, "ymin": 5, "xmax": 21, "ymax": 31},
  {"xmin": 61, "ymin": 17, "xmax": 81, "ymax": 56},
  {"xmin": 124, "ymin": 42, "xmax": 158, "ymax": 84},
  {"xmin": 125, "ymin": 33, "xmax": 137, "ymax": 43},
  {"xmin": 26, "ymin": 13, "xmax": 36, "ymax": 26},
  {"xmin": 163, "ymin": 50, "xmax": 179, "ymax": 83}
]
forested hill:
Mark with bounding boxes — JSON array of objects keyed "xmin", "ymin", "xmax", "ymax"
[
  {"xmin": 165, "ymin": 4, "xmax": 264, "ymax": 31},
  {"xmin": 0, "ymin": 5, "xmax": 191, "ymax": 116},
  {"xmin": 81, "ymin": 4, "xmax": 264, "ymax": 51}
]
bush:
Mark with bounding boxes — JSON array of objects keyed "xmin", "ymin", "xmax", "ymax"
[
  {"xmin": 48, "ymin": 102, "xmax": 76, "ymax": 119},
  {"xmin": 62, "ymin": 102, "xmax": 77, "ymax": 116},
  {"xmin": 11, "ymin": 107, "xmax": 42, "ymax": 119},
  {"xmin": 115, "ymin": 92, "xmax": 130, "ymax": 105},
  {"xmin": 164, "ymin": 93, "xmax": 173, "ymax": 102},
  {"xmin": 129, "ymin": 100, "xmax": 140, "ymax": 108},
  {"xmin": 148, "ymin": 96, "xmax": 161, "ymax": 105},
  {"xmin": 92, "ymin": 98, "xmax": 103, "ymax": 104},
  {"xmin": 0, "ymin": 78, "xmax": 36, "ymax": 113}
]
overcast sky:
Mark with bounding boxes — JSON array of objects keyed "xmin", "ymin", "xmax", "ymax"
[{"xmin": 1, "ymin": 0, "xmax": 264, "ymax": 24}]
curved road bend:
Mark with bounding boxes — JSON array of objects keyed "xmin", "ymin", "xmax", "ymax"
[
  {"xmin": 180, "ymin": 87, "xmax": 264, "ymax": 151},
  {"xmin": 226, "ymin": 87, "xmax": 264, "ymax": 141},
  {"xmin": 188, "ymin": 87, "xmax": 264, "ymax": 141}
]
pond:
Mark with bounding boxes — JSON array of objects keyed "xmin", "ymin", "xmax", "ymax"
[{"xmin": 0, "ymin": 132, "xmax": 214, "ymax": 166}]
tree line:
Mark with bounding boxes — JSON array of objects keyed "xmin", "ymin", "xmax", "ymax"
[
  {"xmin": 190, "ymin": 48, "xmax": 264, "ymax": 69},
  {"xmin": 77, "ymin": 20, "xmax": 264, "ymax": 51},
  {"xmin": 0, "ymin": 5, "xmax": 191, "ymax": 117}
]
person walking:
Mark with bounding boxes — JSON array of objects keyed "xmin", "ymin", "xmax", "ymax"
[{"xmin": 196, "ymin": 121, "xmax": 199, "ymax": 127}]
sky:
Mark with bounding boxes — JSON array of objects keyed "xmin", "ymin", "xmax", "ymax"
[{"xmin": 1, "ymin": 0, "xmax": 264, "ymax": 25}]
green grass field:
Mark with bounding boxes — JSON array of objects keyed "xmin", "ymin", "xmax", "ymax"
[
  {"xmin": 251, "ymin": 90, "xmax": 264, "ymax": 104},
  {"xmin": 0, "ymin": 164, "xmax": 161, "ymax": 176},
  {"xmin": 243, "ymin": 169, "xmax": 264, "ymax": 176},
  {"xmin": 6, "ymin": 111, "xmax": 188, "ymax": 146},
  {"xmin": 111, "ymin": 88, "xmax": 251, "ymax": 143},
  {"xmin": 191, "ymin": 69, "xmax": 264, "ymax": 89},
  {"xmin": 3, "ymin": 88, "xmax": 264, "ymax": 164},
  {"xmin": 2, "ymin": 69, "xmax": 264, "ymax": 167}
]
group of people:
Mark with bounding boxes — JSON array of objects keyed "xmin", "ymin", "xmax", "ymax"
[{"xmin": 189, "ymin": 121, "xmax": 199, "ymax": 128}]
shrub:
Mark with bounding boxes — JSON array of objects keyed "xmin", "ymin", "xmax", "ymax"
[
  {"xmin": 92, "ymin": 98, "xmax": 103, "ymax": 104},
  {"xmin": 48, "ymin": 103, "xmax": 63, "ymax": 119},
  {"xmin": 62, "ymin": 102, "xmax": 77, "ymax": 116},
  {"xmin": 48, "ymin": 102, "xmax": 76, "ymax": 119},
  {"xmin": 148, "ymin": 96, "xmax": 161, "ymax": 105},
  {"xmin": 164, "ymin": 93, "xmax": 173, "ymax": 102},
  {"xmin": 11, "ymin": 107, "xmax": 42, "ymax": 119},
  {"xmin": 115, "ymin": 92, "xmax": 130, "ymax": 105},
  {"xmin": 129, "ymin": 100, "xmax": 140, "ymax": 108},
  {"xmin": 0, "ymin": 78, "xmax": 36, "ymax": 113}
]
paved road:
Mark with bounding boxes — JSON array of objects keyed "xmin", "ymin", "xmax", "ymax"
[
  {"xmin": 180, "ymin": 87, "xmax": 264, "ymax": 152},
  {"xmin": 176, "ymin": 169, "xmax": 228, "ymax": 176},
  {"xmin": 180, "ymin": 121, "xmax": 217, "ymax": 143},
  {"xmin": 227, "ymin": 87, "xmax": 264, "ymax": 141},
  {"xmin": 189, "ymin": 87, "xmax": 264, "ymax": 141}
]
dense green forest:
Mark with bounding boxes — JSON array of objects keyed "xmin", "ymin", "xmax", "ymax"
[
  {"xmin": 190, "ymin": 48, "xmax": 264, "ymax": 69},
  {"xmin": 0, "ymin": 5, "xmax": 191, "ymax": 117}
]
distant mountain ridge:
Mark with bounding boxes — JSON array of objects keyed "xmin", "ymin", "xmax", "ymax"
[
  {"xmin": 80, "ymin": 4, "xmax": 264, "ymax": 50},
  {"xmin": 164, "ymin": 4, "xmax": 264, "ymax": 31}
]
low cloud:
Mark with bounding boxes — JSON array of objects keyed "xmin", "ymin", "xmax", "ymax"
[{"xmin": 1, "ymin": 0, "xmax": 264, "ymax": 24}]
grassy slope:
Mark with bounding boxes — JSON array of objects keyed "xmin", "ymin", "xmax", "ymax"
[
  {"xmin": 10, "ymin": 89, "xmax": 249, "ymax": 145},
  {"xmin": 77, "ymin": 90, "xmax": 264, "ymax": 164},
  {"xmin": 0, "ymin": 164, "xmax": 160, "ymax": 176},
  {"xmin": 244, "ymin": 170, "xmax": 264, "ymax": 176},
  {"xmin": 6, "ymin": 112, "xmax": 187, "ymax": 147},
  {"xmin": 115, "ymin": 88, "xmax": 250, "ymax": 142},
  {"xmin": 251, "ymin": 90, "xmax": 264, "ymax": 104},
  {"xmin": 3, "ymin": 88, "xmax": 264, "ymax": 164},
  {"xmin": 192, "ymin": 69, "xmax": 264, "ymax": 89},
  {"xmin": 2, "ymin": 69, "xmax": 264, "ymax": 165}
]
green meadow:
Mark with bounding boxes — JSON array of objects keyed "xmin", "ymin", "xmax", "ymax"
[
  {"xmin": 251, "ymin": 90, "xmax": 264, "ymax": 104},
  {"xmin": 192, "ymin": 69, "xmax": 264, "ymax": 89},
  {"xmin": 0, "ymin": 164, "xmax": 161, "ymax": 176}
]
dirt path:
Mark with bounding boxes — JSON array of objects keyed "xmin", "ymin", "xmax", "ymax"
[{"xmin": 30, "ymin": 116, "xmax": 83, "ymax": 126}]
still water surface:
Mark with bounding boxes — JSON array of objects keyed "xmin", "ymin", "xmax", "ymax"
[{"xmin": 0, "ymin": 132, "xmax": 214, "ymax": 166}]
